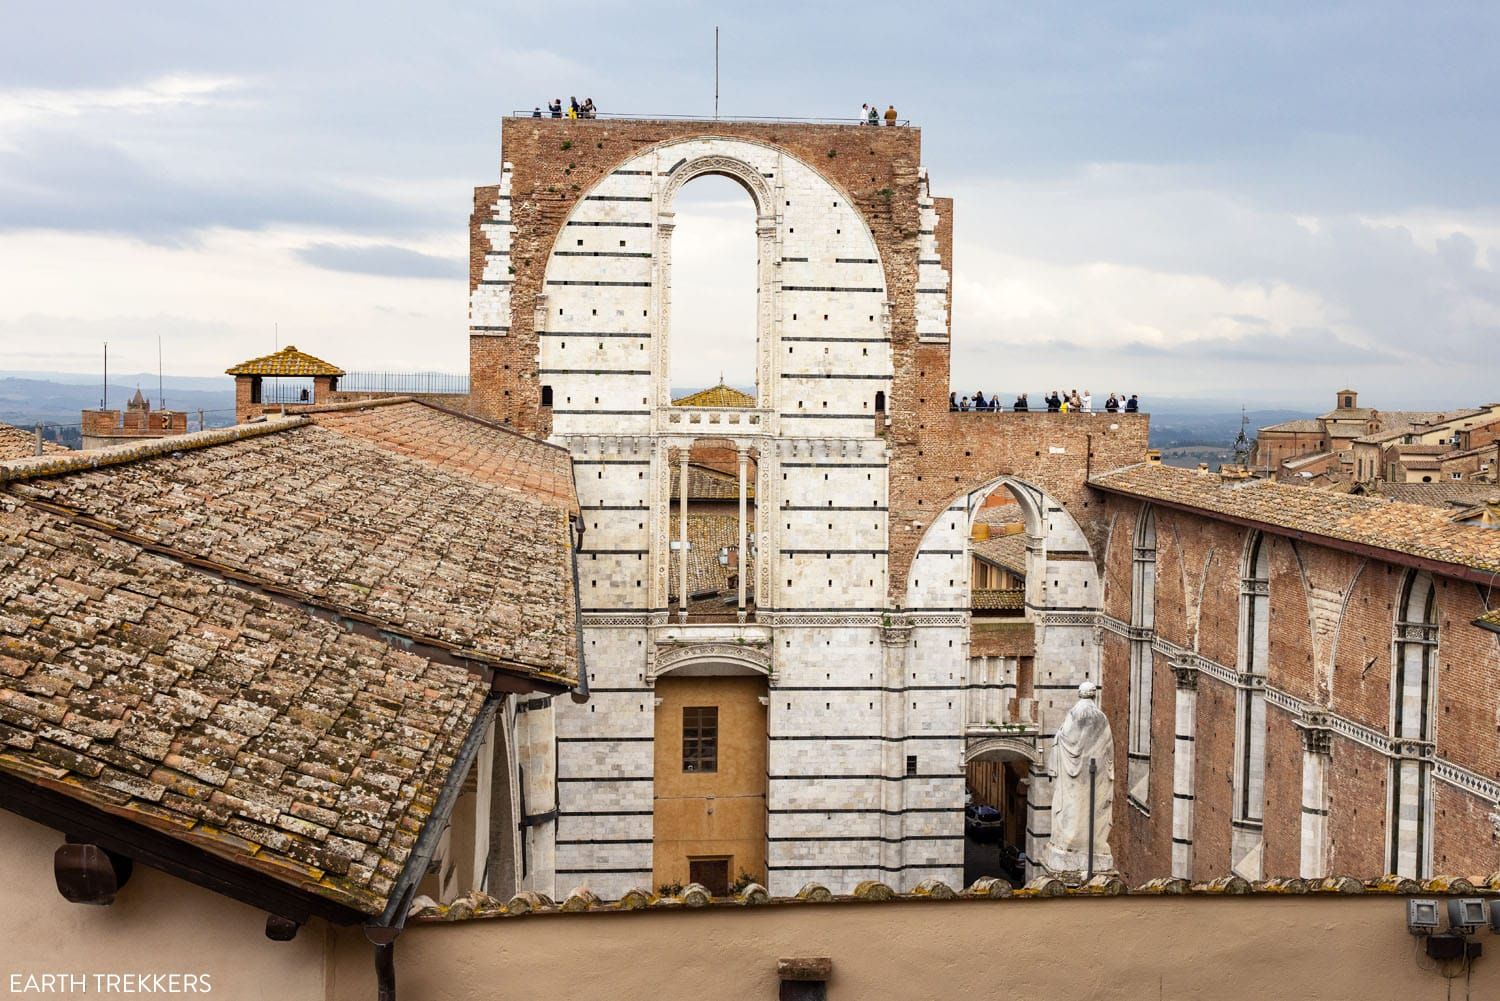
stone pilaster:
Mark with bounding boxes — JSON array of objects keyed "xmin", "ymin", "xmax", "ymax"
[{"xmin": 1170, "ymin": 660, "xmax": 1199, "ymax": 880}]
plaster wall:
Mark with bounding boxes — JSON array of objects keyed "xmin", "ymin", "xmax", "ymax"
[
  {"xmin": 325, "ymin": 896, "xmax": 1500, "ymax": 1001},
  {"xmin": 0, "ymin": 811, "xmax": 327, "ymax": 1001}
]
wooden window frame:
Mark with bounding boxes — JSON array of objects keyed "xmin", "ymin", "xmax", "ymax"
[{"xmin": 682, "ymin": 706, "xmax": 718, "ymax": 773}]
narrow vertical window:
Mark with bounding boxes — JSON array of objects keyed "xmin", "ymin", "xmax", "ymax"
[
  {"xmin": 1232, "ymin": 533, "xmax": 1270, "ymax": 879},
  {"xmin": 1127, "ymin": 506, "xmax": 1156, "ymax": 810},
  {"xmin": 1389, "ymin": 572, "xmax": 1436, "ymax": 878},
  {"xmin": 682, "ymin": 706, "xmax": 718, "ymax": 773}
]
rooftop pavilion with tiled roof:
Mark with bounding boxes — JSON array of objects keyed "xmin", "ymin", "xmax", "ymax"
[
  {"xmin": 0, "ymin": 397, "xmax": 583, "ymax": 930},
  {"xmin": 227, "ymin": 345, "xmax": 348, "ymax": 422}
]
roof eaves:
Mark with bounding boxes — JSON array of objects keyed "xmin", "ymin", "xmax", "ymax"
[{"xmin": 0, "ymin": 763, "xmax": 372, "ymax": 925}]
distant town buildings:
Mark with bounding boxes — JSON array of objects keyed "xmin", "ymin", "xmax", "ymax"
[
  {"xmin": 1253, "ymin": 388, "xmax": 1500, "ymax": 492},
  {"xmin": 79, "ymin": 386, "xmax": 189, "ymax": 449}
]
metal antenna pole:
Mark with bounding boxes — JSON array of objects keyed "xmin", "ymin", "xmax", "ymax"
[
  {"xmin": 102, "ymin": 341, "xmax": 108, "ymax": 410},
  {"xmin": 714, "ymin": 26, "xmax": 719, "ymax": 119},
  {"xmin": 158, "ymin": 335, "xmax": 164, "ymax": 410}
]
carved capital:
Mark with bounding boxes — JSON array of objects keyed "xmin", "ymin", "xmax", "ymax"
[{"xmin": 1171, "ymin": 661, "xmax": 1199, "ymax": 691}]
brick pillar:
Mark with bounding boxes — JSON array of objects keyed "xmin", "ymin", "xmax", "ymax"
[
  {"xmin": 1297, "ymin": 712, "xmax": 1333, "ymax": 880},
  {"xmin": 1170, "ymin": 660, "xmax": 1199, "ymax": 879}
]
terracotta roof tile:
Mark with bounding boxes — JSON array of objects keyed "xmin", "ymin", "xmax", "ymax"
[
  {"xmin": 1090, "ymin": 463, "xmax": 1500, "ymax": 575},
  {"xmin": 971, "ymin": 533, "xmax": 1027, "ymax": 576},
  {"xmin": 671, "ymin": 383, "xmax": 756, "ymax": 408},
  {"xmin": 6, "ymin": 406, "xmax": 579, "ymax": 687},
  {"xmin": 0, "ymin": 421, "xmax": 67, "ymax": 461},
  {"xmin": 0, "ymin": 492, "xmax": 487, "ymax": 916},
  {"xmin": 225, "ymin": 345, "xmax": 345, "ymax": 378}
]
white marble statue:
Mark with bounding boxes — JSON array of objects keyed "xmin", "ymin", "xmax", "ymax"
[{"xmin": 1041, "ymin": 681, "xmax": 1115, "ymax": 878}]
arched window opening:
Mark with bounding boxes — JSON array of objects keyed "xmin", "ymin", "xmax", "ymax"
[
  {"xmin": 1389, "ymin": 571, "xmax": 1437, "ymax": 878},
  {"xmin": 540, "ymin": 385, "xmax": 553, "ymax": 407},
  {"xmin": 1231, "ymin": 533, "xmax": 1270, "ymax": 880},
  {"xmin": 669, "ymin": 175, "xmax": 758, "ymax": 404},
  {"xmin": 1127, "ymin": 506, "xmax": 1157, "ymax": 811},
  {"xmin": 874, "ymin": 390, "xmax": 886, "ymax": 413}
]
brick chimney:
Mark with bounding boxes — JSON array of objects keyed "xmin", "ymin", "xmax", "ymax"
[{"xmin": 1146, "ymin": 449, "xmax": 1162, "ymax": 466}]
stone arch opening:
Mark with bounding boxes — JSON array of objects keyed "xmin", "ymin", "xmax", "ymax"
[
  {"xmin": 904, "ymin": 473, "xmax": 1101, "ymax": 882},
  {"xmin": 666, "ymin": 175, "xmax": 759, "ymax": 400},
  {"xmin": 963, "ymin": 740, "xmax": 1038, "ymax": 887}
]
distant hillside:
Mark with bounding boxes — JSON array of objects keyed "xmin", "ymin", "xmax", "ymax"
[{"xmin": 0, "ymin": 374, "xmax": 238, "ymax": 448}]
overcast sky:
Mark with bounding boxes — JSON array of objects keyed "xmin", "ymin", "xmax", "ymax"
[{"xmin": 2, "ymin": 1, "xmax": 1496, "ymax": 409}]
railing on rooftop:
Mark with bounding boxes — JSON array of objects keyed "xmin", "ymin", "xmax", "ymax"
[
  {"xmin": 509, "ymin": 111, "xmax": 912, "ymax": 127},
  {"xmin": 257, "ymin": 378, "xmax": 315, "ymax": 405},
  {"xmin": 338, "ymin": 371, "xmax": 470, "ymax": 396}
]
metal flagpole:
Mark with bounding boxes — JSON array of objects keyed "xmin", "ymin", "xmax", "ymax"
[{"xmin": 714, "ymin": 26, "xmax": 719, "ymax": 119}]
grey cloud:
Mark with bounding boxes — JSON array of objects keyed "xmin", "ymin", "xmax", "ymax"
[
  {"xmin": 0, "ymin": 131, "xmax": 447, "ymax": 240},
  {"xmin": 295, "ymin": 242, "xmax": 464, "ymax": 279}
]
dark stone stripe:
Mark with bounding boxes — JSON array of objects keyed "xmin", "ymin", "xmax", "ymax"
[
  {"xmin": 779, "ymin": 373, "xmax": 890, "ymax": 380},
  {"xmin": 538, "ymin": 368, "xmax": 651, "ymax": 375},
  {"xmin": 538, "ymin": 331, "xmax": 650, "ymax": 338},
  {"xmin": 781, "ymin": 336, "xmax": 890, "ymax": 343},
  {"xmin": 553, "ymin": 250, "xmax": 652, "ymax": 258},
  {"xmin": 783, "ymin": 285, "xmax": 883, "ymax": 293},
  {"xmin": 566, "ymin": 220, "xmax": 652, "ymax": 227},
  {"xmin": 546, "ymin": 280, "xmax": 652, "ymax": 287}
]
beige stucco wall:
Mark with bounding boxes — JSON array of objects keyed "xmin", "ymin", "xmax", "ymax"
[
  {"xmin": 6, "ymin": 804, "xmax": 1499, "ymax": 1001},
  {"xmin": 328, "ymin": 894, "xmax": 1499, "ymax": 1001},
  {"xmin": 0, "ymin": 811, "xmax": 328, "ymax": 1001},
  {"xmin": 652, "ymin": 675, "xmax": 768, "ymax": 891}
]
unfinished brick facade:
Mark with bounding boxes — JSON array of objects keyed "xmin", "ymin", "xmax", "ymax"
[
  {"xmin": 1095, "ymin": 474, "xmax": 1500, "ymax": 884},
  {"xmin": 462, "ymin": 116, "xmax": 1153, "ymax": 898}
]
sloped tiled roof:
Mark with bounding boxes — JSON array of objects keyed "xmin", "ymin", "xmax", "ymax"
[
  {"xmin": 4, "ymin": 403, "xmax": 580, "ymax": 687},
  {"xmin": 672, "ymin": 383, "xmax": 756, "ymax": 408},
  {"xmin": 0, "ymin": 490, "xmax": 488, "ymax": 917},
  {"xmin": 1356, "ymin": 482, "xmax": 1500, "ymax": 509},
  {"xmin": 668, "ymin": 511, "xmax": 749, "ymax": 598},
  {"xmin": 1090, "ymin": 463, "xmax": 1500, "ymax": 575},
  {"xmin": 309, "ymin": 400, "xmax": 578, "ymax": 512},
  {"xmin": 971, "ymin": 533, "xmax": 1028, "ymax": 577},
  {"xmin": 670, "ymin": 463, "xmax": 754, "ymax": 502},
  {"xmin": 225, "ymin": 345, "xmax": 345, "ymax": 378},
  {"xmin": 0, "ymin": 421, "xmax": 67, "ymax": 461},
  {"xmin": 1476, "ymin": 608, "xmax": 1500, "ymax": 634},
  {"xmin": 1258, "ymin": 418, "xmax": 1322, "ymax": 434}
]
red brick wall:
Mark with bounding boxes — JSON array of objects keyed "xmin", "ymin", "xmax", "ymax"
[
  {"xmin": 1262, "ymin": 705, "xmax": 1304, "ymax": 877},
  {"xmin": 1326, "ymin": 740, "xmax": 1388, "ymax": 875},
  {"xmin": 1192, "ymin": 677, "xmax": 1237, "ymax": 880},
  {"xmin": 1101, "ymin": 491, "xmax": 1500, "ymax": 881}
]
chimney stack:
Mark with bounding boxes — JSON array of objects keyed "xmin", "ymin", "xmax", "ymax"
[{"xmin": 1146, "ymin": 449, "xmax": 1162, "ymax": 466}]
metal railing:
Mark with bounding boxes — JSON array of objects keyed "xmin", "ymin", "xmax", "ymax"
[
  {"xmin": 510, "ymin": 110, "xmax": 912, "ymax": 127},
  {"xmin": 257, "ymin": 378, "xmax": 315, "ymax": 405},
  {"xmin": 338, "ymin": 371, "xmax": 470, "ymax": 395}
]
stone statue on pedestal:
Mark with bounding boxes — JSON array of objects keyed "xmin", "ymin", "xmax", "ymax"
[{"xmin": 1040, "ymin": 681, "xmax": 1115, "ymax": 881}]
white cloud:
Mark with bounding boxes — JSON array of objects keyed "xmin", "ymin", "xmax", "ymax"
[{"xmin": 0, "ymin": 74, "xmax": 243, "ymax": 134}]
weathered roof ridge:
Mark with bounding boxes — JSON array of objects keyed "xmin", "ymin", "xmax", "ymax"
[
  {"xmin": 293, "ymin": 395, "xmax": 578, "ymax": 459},
  {"xmin": 0, "ymin": 417, "xmax": 306, "ymax": 484},
  {"xmin": 408, "ymin": 872, "xmax": 1500, "ymax": 923}
]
